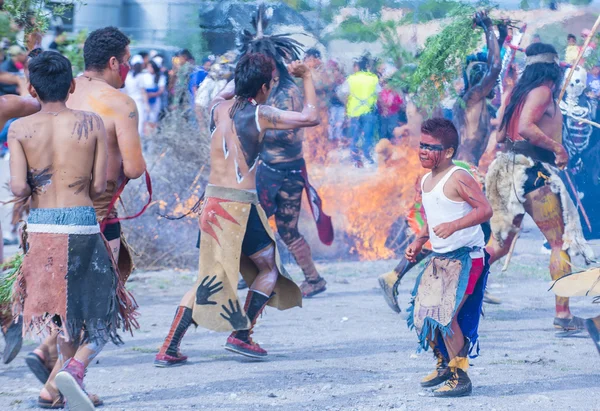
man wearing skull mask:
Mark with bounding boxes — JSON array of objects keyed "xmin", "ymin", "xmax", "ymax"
[
  {"xmin": 559, "ymin": 65, "xmax": 600, "ymax": 238},
  {"xmin": 485, "ymin": 43, "xmax": 594, "ymax": 333}
]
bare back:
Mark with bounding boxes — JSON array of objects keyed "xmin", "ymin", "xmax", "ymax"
[
  {"xmin": 8, "ymin": 110, "xmax": 105, "ymax": 208},
  {"xmin": 453, "ymin": 99, "xmax": 491, "ymax": 164},
  {"xmin": 67, "ymin": 77, "xmax": 139, "ymax": 182},
  {"xmin": 537, "ymin": 97, "xmax": 563, "ymax": 145},
  {"xmin": 209, "ymin": 100, "xmax": 263, "ymax": 190}
]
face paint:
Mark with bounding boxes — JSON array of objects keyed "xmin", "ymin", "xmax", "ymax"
[
  {"xmin": 119, "ymin": 63, "xmax": 130, "ymax": 85},
  {"xmin": 419, "ymin": 142, "xmax": 444, "ymax": 152}
]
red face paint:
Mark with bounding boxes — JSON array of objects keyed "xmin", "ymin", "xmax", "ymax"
[
  {"xmin": 119, "ymin": 63, "xmax": 130, "ymax": 85},
  {"xmin": 419, "ymin": 136, "xmax": 445, "ymax": 169}
]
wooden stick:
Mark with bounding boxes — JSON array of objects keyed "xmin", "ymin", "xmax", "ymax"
[
  {"xmin": 502, "ymin": 228, "xmax": 521, "ymax": 272},
  {"xmin": 564, "ymin": 114, "xmax": 600, "ymax": 129},
  {"xmin": 558, "ymin": 14, "xmax": 600, "ymax": 102}
]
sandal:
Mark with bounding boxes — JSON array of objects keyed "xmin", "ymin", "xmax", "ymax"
[
  {"xmin": 38, "ymin": 393, "xmax": 104, "ymax": 409},
  {"xmin": 26, "ymin": 352, "xmax": 51, "ymax": 385},
  {"xmin": 554, "ymin": 316, "xmax": 586, "ymax": 337}
]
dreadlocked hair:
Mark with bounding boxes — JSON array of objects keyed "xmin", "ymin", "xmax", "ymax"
[
  {"xmin": 500, "ymin": 43, "xmax": 563, "ymax": 134},
  {"xmin": 229, "ymin": 53, "xmax": 274, "ymax": 119},
  {"xmin": 238, "ymin": 4, "xmax": 303, "ymax": 95}
]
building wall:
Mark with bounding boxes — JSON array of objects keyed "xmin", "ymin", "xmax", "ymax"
[{"xmin": 73, "ymin": 0, "xmax": 203, "ymax": 45}]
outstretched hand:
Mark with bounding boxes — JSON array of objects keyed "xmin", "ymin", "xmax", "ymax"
[{"xmin": 473, "ymin": 11, "xmax": 492, "ymax": 29}]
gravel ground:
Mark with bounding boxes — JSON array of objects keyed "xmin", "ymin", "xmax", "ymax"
[{"xmin": 1, "ymin": 222, "xmax": 600, "ymax": 410}]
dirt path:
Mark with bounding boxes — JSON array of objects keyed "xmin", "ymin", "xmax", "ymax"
[{"xmin": 1, "ymin": 228, "xmax": 600, "ymax": 410}]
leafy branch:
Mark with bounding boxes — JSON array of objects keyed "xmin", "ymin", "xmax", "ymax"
[
  {"xmin": 3, "ymin": 0, "xmax": 85, "ymax": 46},
  {"xmin": 399, "ymin": 2, "xmax": 498, "ymax": 111}
]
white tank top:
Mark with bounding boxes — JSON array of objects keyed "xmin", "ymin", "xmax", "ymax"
[{"xmin": 421, "ymin": 166, "xmax": 484, "ymax": 257}]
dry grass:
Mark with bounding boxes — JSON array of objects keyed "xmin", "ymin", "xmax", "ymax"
[{"xmin": 120, "ymin": 107, "xmax": 210, "ymax": 270}]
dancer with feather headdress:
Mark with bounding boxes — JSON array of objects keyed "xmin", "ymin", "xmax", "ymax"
[
  {"xmin": 154, "ymin": 47, "xmax": 320, "ymax": 366},
  {"xmin": 241, "ymin": 6, "xmax": 334, "ymax": 299}
]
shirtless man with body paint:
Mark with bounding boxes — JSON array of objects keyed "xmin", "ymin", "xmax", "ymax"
[
  {"xmin": 485, "ymin": 43, "xmax": 593, "ymax": 333},
  {"xmin": 24, "ymin": 27, "xmax": 147, "ymax": 391}
]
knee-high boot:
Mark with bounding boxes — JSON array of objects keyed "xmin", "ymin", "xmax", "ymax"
[
  {"xmin": 225, "ymin": 290, "xmax": 272, "ymax": 358},
  {"xmin": 154, "ymin": 306, "xmax": 194, "ymax": 367}
]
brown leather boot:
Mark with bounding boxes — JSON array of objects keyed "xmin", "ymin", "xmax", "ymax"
[
  {"xmin": 288, "ymin": 237, "xmax": 326, "ymax": 298},
  {"xmin": 420, "ymin": 346, "xmax": 451, "ymax": 387},
  {"xmin": 433, "ymin": 357, "xmax": 472, "ymax": 397}
]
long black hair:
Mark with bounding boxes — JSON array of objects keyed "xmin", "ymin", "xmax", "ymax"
[
  {"xmin": 500, "ymin": 43, "xmax": 563, "ymax": 133},
  {"xmin": 149, "ymin": 60, "xmax": 161, "ymax": 86},
  {"xmin": 238, "ymin": 5, "xmax": 303, "ymax": 95}
]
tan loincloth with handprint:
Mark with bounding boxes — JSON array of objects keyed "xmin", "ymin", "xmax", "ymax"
[{"xmin": 182, "ymin": 185, "xmax": 302, "ymax": 332}]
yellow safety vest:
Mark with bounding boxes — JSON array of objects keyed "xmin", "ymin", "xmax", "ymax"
[{"xmin": 346, "ymin": 71, "xmax": 379, "ymax": 118}]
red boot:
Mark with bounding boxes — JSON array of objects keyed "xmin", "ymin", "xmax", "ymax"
[
  {"xmin": 225, "ymin": 290, "xmax": 271, "ymax": 359},
  {"xmin": 154, "ymin": 306, "xmax": 193, "ymax": 367}
]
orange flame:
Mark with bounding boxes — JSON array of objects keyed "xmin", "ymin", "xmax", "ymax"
[{"xmin": 308, "ymin": 139, "xmax": 424, "ymax": 261}]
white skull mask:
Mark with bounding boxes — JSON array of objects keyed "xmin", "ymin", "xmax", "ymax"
[{"xmin": 565, "ymin": 66, "xmax": 588, "ymax": 98}]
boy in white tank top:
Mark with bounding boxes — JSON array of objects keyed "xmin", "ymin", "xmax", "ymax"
[{"xmin": 406, "ymin": 118, "xmax": 493, "ymax": 397}]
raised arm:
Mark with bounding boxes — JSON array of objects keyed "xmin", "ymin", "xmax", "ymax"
[
  {"xmin": 258, "ymin": 62, "xmax": 319, "ymax": 131},
  {"xmin": 7, "ymin": 122, "xmax": 31, "ymax": 198},
  {"xmin": 463, "ymin": 14, "xmax": 503, "ymax": 105},
  {"xmin": 114, "ymin": 95, "xmax": 147, "ymax": 179},
  {"xmin": 0, "ymin": 96, "xmax": 40, "ymax": 124},
  {"xmin": 518, "ymin": 86, "xmax": 568, "ymax": 168},
  {"xmin": 90, "ymin": 115, "xmax": 108, "ymax": 200}
]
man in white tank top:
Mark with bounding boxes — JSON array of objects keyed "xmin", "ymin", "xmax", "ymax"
[{"xmin": 405, "ymin": 118, "xmax": 493, "ymax": 398}]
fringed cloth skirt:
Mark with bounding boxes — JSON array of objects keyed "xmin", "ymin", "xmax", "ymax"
[{"xmin": 13, "ymin": 207, "xmax": 138, "ymax": 346}]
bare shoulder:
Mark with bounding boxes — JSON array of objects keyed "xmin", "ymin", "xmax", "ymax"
[
  {"xmin": 527, "ymin": 85, "xmax": 553, "ymax": 102},
  {"xmin": 451, "ymin": 168, "xmax": 478, "ymax": 189},
  {"xmin": 7, "ymin": 117, "xmax": 23, "ymax": 138},
  {"xmin": 108, "ymin": 91, "xmax": 138, "ymax": 119}
]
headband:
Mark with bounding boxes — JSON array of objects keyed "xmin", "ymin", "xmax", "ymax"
[{"xmin": 525, "ymin": 53, "xmax": 559, "ymax": 67}]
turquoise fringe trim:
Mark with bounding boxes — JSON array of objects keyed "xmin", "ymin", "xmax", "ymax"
[
  {"xmin": 407, "ymin": 246, "xmax": 476, "ymax": 352},
  {"xmin": 28, "ymin": 207, "xmax": 97, "ymax": 226}
]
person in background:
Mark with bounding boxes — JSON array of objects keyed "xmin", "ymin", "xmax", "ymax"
[
  {"xmin": 587, "ymin": 63, "xmax": 600, "ymax": 99},
  {"xmin": 194, "ymin": 55, "xmax": 235, "ymax": 130},
  {"xmin": 327, "ymin": 60, "xmax": 346, "ymax": 144},
  {"xmin": 142, "ymin": 60, "xmax": 166, "ymax": 132},
  {"xmin": 581, "ymin": 28, "xmax": 597, "ymax": 62},
  {"xmin": 303, "ymin": 48, "xmax": 331, "ymax": 163},
  {"xmin": 139, "ymin": 51, "xmax": 150, "ymax": 69},
  {"xmin": 338, "ymin": 55, "xmax": 381, "ymax": 167},
  {"xmin": 378, "ymin": 76, "xmax": 404, "ymax": 141},
  {"xmin": 0, "ymin": 45, "xmax": 26, "ymax": 95},
  {"xmin": 123, "ymin": 54, "xmax": 147, "ymax": 137},
  {"xmin": 531, "ymin": 33, "xmax": 542, "ymax": 44},
  {"xmin": 48, "ymin": 27, "xmax": 67, "ymax": 51},
  {"xmin": 153, "ymin": 55, "xmax": 169, "ymax": 119},
  {"xmin": 565, "ymin": 33, "xmax": 580, "ymax": 65}
]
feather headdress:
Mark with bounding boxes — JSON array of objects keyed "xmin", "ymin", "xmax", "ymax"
[{"xmin": 238, "ymin": 4, "xmax": 303, "ymax": 65}]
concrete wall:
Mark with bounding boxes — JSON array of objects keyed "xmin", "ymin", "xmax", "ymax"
[{"xmin": 73, "ymin": 0, "xmax": 124, "ymax": 32}]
